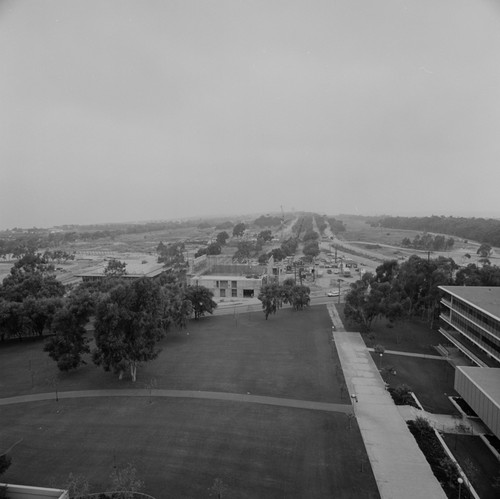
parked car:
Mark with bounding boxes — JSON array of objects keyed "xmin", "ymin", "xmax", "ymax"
[{"xmin": 327, "ymin": 291, "xmax": 340, "ymax": 297}]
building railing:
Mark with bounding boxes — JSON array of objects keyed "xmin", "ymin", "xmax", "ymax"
[
  {"xmin": 440, "ymin": 313, "xmax": 500, "ymax": 363},
  {"xmin": 438, "ymin": 328, "xmax": 487, "ymax": 367},
  {"xmin": 440, "ymin": 304, "xmax": 500, "ymax": 341}
]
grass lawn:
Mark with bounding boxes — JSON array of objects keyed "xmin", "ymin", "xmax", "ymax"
[
  {"xmin": 0, "ymin": 398, "xmax": 379, "ymax": 499},
  {"xmin": 0, "ymin": 307, "xmax": 341, "ymax": 403},
  {"xmin": 0, "ymin": 306, "xmax": 380, "ymax": 498},
  {"xmin": 374, "ymin": 354, "xmax": 459, "ymax": 415},
  {"xmin": 441, "ymin": 434, "xmax": 500, "ymax": 499},
  {"xmin": 337, "ymin": 307, "xmax": 444, "ymax": 356}
]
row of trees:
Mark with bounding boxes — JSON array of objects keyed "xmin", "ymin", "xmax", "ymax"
[
  {"xmin": 44, "ymin": 277, "xmax": 216, "ymax": 380},
  {"xmin": 344, "ymin": 255, "xmax": 457, "ymax": 331},
  {"xmin": 0, "ymin": 252, "xmax": 218, "ymax": 381},
  {"xmin": 257, "ymin": 237, "xmax": 299, "ymax": 264},
  {"xmin": 253, "ymin": 215, "xmax": 282, "ymax": 228},
  {"xmin": 344, "ymin": 255, "xmax": 500, "ymax": 332},
  {"xmin": 194, "ymin": 232, "xmax": 229, "ymax": 258},
  {"xmin": 378, "ymin": 215, "xmax": 500, "ymax": 247},
  {"xmin": 401, "ymin": 233, "xmax": 455, "ymax": 251},
  {"xmin": 258, "ymin": 279, "xmax": 311, "ymax": 319},
  {"xmin": 157, "ymin": 241, "xmax": 186, "ymax": 266},
  {"xmin": 0, "ymin": 253, "xmax": 66, "ymax": 341}
]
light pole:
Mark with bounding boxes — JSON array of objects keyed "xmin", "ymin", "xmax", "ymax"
[
  {"xmin": 457, "ymin": 477, "xmax": 463, "ymax": 499},
  {"xmin": 379, "ymin": 353, "xmax": 383, "ymax": 369}
]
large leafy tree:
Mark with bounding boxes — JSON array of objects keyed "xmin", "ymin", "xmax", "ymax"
[
  {"xmin": 302, "ymin": 240, "xmax": 320, "ymax": 260},
  {"xmin": 22, "ymin": 296, "xmax": 63, "ymax": 337},
  {"xmin": 257, "ymin": 230, "xmax": 273, "ymax": 242},
  {"xmin": 0, "ymin": 300, "xmax": 24, "ymax": 341},
  {"xmin": 93, "ymin": 278, "xmax": 167, "ymax": 381},
  {"xmin": 0, "ymin": 268, "xmax": 65, "ymax": 302},
  {"xmin": 160, "ymin": 282, "xmax": 192, "ymax": 329},
  {"xmin": 206, "ymin": 242, "xmax": 222, "ymax": 255},
  {"xmin": 288, "ymin": 284, "xmax": 311, "ymax": 310},
  {"xmin": 344, "ymin": 273, "xmax": 381, "ymax": 331},
  {"xmin": 183, "ymin": 285, "xmax": 217, "ymax": 320},
  {"xmin": 104, "ymin": 259, "xmax": 127, "ymax": 277},
  {"xmin": 216, "ymin": 231, "xmax": 230, "ymax": 245},
  {"xmin": 281, "ymin": 278, "xmax": 310, "ymax": 310},
  {"xmin": 477, "ymin": 243, "xmax": 492, "ymax": 258},
  {"xmin": 44, "ymin": 307, "xmax": 90, "ymax": 371},
  {"xmin": 233, "ymin": 241, "xmax": 255, "ymax": 262},
  {"xmin": 232, "ymin": 222, "xmax": 246, "ymax": 238},
  {"xmin": 258, "ymin": 283, "xmax": 282, "ymax": 320},
  {"xmin": 157, "ymin": 241, "xmax": 185, "ymax": 266}
]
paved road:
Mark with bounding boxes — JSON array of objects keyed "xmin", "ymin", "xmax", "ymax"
[
  {"xmin": 213, "ymin": 295, "xmax": 335, "ymax": 316},
  {"xmin": 0, "ymin": 389, "xmax": 353, "ymax": 414}
]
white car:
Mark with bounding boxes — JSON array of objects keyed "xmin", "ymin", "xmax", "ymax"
[{"xmin": 327, "ymin": 291, "xmax": 340, "ymax": 297}]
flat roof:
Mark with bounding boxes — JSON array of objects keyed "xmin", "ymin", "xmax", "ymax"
[
  {"xmin": 457, "ymin": 366, "xmax": 500, "ymax": 408},
  {"xmin": 77, "ymin": 261, "xmax": 166, "ymax": 278},
  {"xmin": 195, "ymin": 275, "xmax": 263, "ymax": 281},
  {"xmin": 439, "ymin": 286, "xmax": 500, "ymax": 321}
]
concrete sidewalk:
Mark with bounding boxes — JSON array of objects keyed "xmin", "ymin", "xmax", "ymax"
[
  {"xmin": 366, "ymin": 348, "xmax": 448, "ymax": 360},
  {"xmin": 0, "ymin": 388, "xmax": 353, "ymax": 414},
  {"xmin": 334, "ymin": 330, "xmax": 447, "ymax": 499}
]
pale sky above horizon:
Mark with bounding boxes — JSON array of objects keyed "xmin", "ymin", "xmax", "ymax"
[{"xmin": 1, "ymin": 0, "xmax": 500, "ymax": 229}]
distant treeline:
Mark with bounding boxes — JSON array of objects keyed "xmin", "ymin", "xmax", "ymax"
[
  {"xmin": 0, "ymin": 220, "xmax": 209, "ymax": 257},
  {"xmin": 253, "ymin": 215, "xmax": 282, "ymax": 228},
  {"xmin": 376, "ymin": 216, "xmax": 500, "ymax": 247}
]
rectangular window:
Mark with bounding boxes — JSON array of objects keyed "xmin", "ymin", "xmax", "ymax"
[
  {"xmin": 216, "ymin": 281, "xmax": 219, "ymax": 288},
  {"xmin": 232, "ymin": 281, "xmax": 237, "ymax": 288},
  {"xmin": 220, "ymin": 280, "xmax": 228, "ymax": 287},
  {"xmin": 220, "ymin": 289, "xmax": 226, "ymax": 298},
  {"xmin": 232, "ymin": 288, "xmax": 237, "ymax": 297}
]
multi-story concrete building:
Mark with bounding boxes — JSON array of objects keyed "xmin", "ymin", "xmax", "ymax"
[
  {"xmin": 439, "ymin": 286, "xmax": 500, "ymax": 440},
  {"xmin": 189, "ymin": 275, "xmax": 263, "ymax": 299},
  {"xmin": 439, "ymin": 286, "xmax": 500, "ymax": 367}
]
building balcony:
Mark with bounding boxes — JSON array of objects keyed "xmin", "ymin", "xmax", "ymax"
[{"xmin": 439, "ymin": 327, "xmax": 500, "ymax": 368}]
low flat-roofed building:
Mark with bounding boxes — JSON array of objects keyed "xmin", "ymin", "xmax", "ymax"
[
  {"xmin": 0, "ymin": 484, "xmax": 68, "ymax": 499},
  {"xmin": 77, "ymin": 260, "xmax": 167, "ymax": 282},
  {"xmin": 454, "ymin": 367, "xmax": 500, "ymax": 439},
  {"xmin": 189, "ymin": 274, "xmax": 264, "ymax": 299},
  {"xmin": 438, "ymin": 286, "xmax": 500, "ymax": 367}
]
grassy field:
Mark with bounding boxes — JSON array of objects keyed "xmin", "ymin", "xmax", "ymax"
[
  {"xmin": 1, "ymin": 307, "xmax": 342, "ymax": 402},
  {"xmin": 441, "ymin": 434, "xmax": 500, "ymax": 499},
  {"xmin": 1, "ymin": 398, "xmax": 376, "ymax": 498},
  {"xmin": 0, "ymin": 306, "xmax": 380, "ymax": 498},
  {"xmin": 375, "ymin": 353, "xmax": 459, "ymax": 414},
  {"xmin": 337, "ymin": 305, "xmax": 459, "ymax": 414}
]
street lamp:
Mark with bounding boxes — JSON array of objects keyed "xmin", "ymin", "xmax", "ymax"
[
  {"xmin": 337, "ymin": 279, "xmax": 343, "ymax": 304},
  {"xmin": 457, "ymin": 477, "xmax": 463, "ymax": 499},
  {"xmin": 379, "ymin": 352, "xmax": 383, "ymax": 369}
]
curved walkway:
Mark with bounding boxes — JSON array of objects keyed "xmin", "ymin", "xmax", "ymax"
[{"xmin": 0, "ymin": 388, "xmax": 353, "ymax": 414}]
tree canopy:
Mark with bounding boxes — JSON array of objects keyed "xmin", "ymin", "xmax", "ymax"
[
  {"xmin": 104, "ymin": 259, "xmax": 127, "ymax": 277},
  {"xmin": 344, "ymin": 255, "xmax": 459, "ymax": 331},
  {"xmin": 93, "ymin": 278, "xmax": 168, "ymax": 381},
  {"xmin": 183, "ymin": 285, "xmax": 217, "ymax": 320},
  {"xmin": 232, "ymin": 222, "xmax": 246, "ymax": 238}
]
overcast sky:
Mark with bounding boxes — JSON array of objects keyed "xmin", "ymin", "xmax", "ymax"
[{"xmin": 1, "ymin": 0, "xmax": 500, "ymax": 229}]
